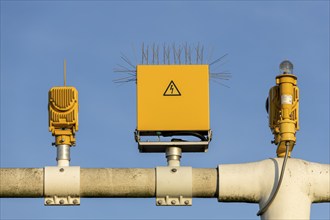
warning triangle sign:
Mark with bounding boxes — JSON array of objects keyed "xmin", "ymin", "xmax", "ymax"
[{"xmin": 163, "ymin": 80, "xmax": 181, "ymax": 96}]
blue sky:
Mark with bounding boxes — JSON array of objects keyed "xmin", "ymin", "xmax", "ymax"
[{"xmin": 1, "ymin": 1, "xmax": 329, "ymax": 219}]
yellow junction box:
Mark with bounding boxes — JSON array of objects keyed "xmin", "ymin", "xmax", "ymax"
[{"xmin": 137, "ymin": 65, "xmax": 210, "ymax": 133}]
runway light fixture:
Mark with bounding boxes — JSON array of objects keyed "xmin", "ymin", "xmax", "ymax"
[
  {"xmin": 48, "ymin": 60, "xmax": 79, "ymax": 166},
  {"xmin": 266, "ymin": 60, "xmax": 299, "ymax": 157}
]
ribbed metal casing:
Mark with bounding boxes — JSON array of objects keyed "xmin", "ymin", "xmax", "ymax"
[{"xmin": 48, "ymin": 87, "xmax": 78, "ymax": 131}]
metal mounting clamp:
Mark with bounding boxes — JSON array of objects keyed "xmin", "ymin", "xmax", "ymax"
[
  {"xmin": 156, "ymin": 166, "xmax": 192, "ymax": 206},
  {"xmin": 44, "ymin": 166, "xmax": 80, "ymax": 206}
]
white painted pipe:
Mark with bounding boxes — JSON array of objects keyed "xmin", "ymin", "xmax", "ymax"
[
  {"xmin": 218, "ymin": 158, "xmax": 330, "ymax": 219},
  {"xmin": 1, "ymin": 158, "xmax": 329, "ymax": 219},
  {"xmin": 0, "ymin": 168, "xmax": 216, "ymax": 198}
]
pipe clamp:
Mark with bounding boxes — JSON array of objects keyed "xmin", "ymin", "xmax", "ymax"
[
  {"xmin": 44, "ymin": 166, "xmax": 80, "ymax": 206},
  {"xmin": 156, "ymin": 166, "xmax": 192, "ymax": 206}
]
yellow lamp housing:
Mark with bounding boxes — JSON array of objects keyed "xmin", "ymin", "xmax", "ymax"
[
  {"xmin": 267, "ymin": 60, "xmax": 299, "ymax": 157},
  {"xmin": 49, "ymin": 86, "xmax": 79, "ymax": 146},
  {"xmin": 135, "ymin": 65, "xmax": 211, "ymax": 153}
]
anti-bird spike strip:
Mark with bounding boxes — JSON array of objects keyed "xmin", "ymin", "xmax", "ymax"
[{"xmin": 113, "ymin": 43, "xmax": 231, "ymax": 85}]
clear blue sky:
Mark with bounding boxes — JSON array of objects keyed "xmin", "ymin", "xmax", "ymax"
[{"xmin": 1, "ymin": 1, "xmax": 329, "ymax": 219}]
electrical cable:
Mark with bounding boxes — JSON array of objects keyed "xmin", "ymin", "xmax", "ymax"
[
  {"xmin": 256, "ymin": 141, "xmax": 290, "ymax": 216},
  {"xmin": 162, "ymin": 131, "xmax": 207, "ymax": 141}
]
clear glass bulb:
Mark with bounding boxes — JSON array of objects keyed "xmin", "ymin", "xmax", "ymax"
[{"xmin": 280, "ymin": 60, "xmax": 293, "ymax": 74}]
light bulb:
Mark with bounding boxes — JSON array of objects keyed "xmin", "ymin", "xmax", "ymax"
[{"xmin": 280, "ymin": 60, "xmax": 293, "ymax": 74}]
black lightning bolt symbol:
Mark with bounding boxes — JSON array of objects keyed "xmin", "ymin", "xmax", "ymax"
[{"xmin": 163, "ymin": 81, "xmax": 181, "ymax": 96}]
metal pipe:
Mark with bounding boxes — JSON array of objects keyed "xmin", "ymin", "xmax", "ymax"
[
  {"xmin": 80, "ymin": 168, "xmax": 155, "ymax": 197},
  {"xmin": 1, "ymin": 158, "xmax": 328, "ymax": 220},
  {"xmin": 56, "ymin": 145, "xmax": 70, "ymax": 166},
  {"xmin": 218, "ymin": 158, "xmax": 330, "ymax": 219},
  {"xmin": 166, "ymin": 147, "xmax": 182, "ymax": 166},
  {"xmin": 0, "ymin": 168, "xmax": 44, "ymax": 197},
  {"xmin": 0, "ymin": 168, "xmax": 217, "ymax": 198}
]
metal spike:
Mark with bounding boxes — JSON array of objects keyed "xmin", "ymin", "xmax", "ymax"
[
  {"xmin": 209, "ymin": 53, "xmax": 228, "ymax": 66},
  {"xmin": 201, "ymin": 45, "xmax": 204, "ymax": 64},
  {"xmin": 173, "ymin": 43, "xmax": 177, "ymax": 64},
  {"xmin": 156, "ymin": 45, "xmax": 159, "ymax": 64},
  {"xmin": 63, "ymin": 59, "xmax": 67, "ymax": 86},
  {"xmin": 152, "ymin": 43, "xmax": 155, "ymax": 64}
]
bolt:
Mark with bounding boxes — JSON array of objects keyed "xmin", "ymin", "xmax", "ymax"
[
  {"xmin": 73, "ymin": 199, "xmax": 79, "ymax": 205},
  {"xmin": 59, "ymin": 199, "xmax": 65, "ymax": 205},
  {"xmin": 171, "ymin": 200, "xmax": 176, "ymax": 205},
  {"xmin": 184, "ymin": 200, "xmax": 190, "ymax": 205},
  {"xmin": 59, "ymin": 168, "xmax": 64, "ymax": 172},
  {"xmin": 171, "ymin": 168, "xmax": 177, "ymax": 173},
  {"xmin": 46, "ymin": 199, "xmax": 52, "ymax": 205},
  {"xmin": 157, "ymin": 200, "xmax": 163, "ymax": 205},
  {"xmin": 61, "ymin": 138, "xmax": 65, "ymax": 142}
]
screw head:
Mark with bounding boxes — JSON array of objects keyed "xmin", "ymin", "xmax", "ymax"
[
  {"xmin": 73, "ymin": 199, "xmax": 79, "ymax": 204},
  {"xmin": 59, "ymin": 199, "xmax": 65, "ymax": 205},
  {"xmin": 184, "ymin": 200, "xmax": 190, "ymax": 205},
  {"xmin": 61, "ymin": 138, "xmax": 65, "ymax": 142},
  {"xmin": 157, "ymin": 200, "xmax": 163, "ymax": 205},
  {"xmin": 46, "ymin": 199, "xmax": 52, "ymax": 205},
  {"xmin": 171, "ymin": 200, "xmax": 176, "ymax": 205},
  {"xmin": 59, "ymin": 168, "xmax": 64, "ymax": 172},
  {"xmin": 171, "ymin": 168, "xmax": 177, "ymax": 173}
]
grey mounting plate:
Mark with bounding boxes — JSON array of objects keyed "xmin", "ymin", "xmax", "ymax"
[
  {"xmin": 44, "ymin": 166, "xmax": 80, "ymax": 206},
  {"xmin": 136, "ymin": 130, "xmax": 212, "ymax": 153},
  {"xmin": 156, "ymin": 166, "xmax": 192, "ymax": 206}
]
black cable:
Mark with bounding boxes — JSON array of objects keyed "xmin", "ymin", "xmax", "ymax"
[
  {"xmin": 257, "ymin": 141, "xmax": 290, "ymax": 216},
  {"xmin": 162, "ymin": 131, "xmax": 207, "ymax": 141}
]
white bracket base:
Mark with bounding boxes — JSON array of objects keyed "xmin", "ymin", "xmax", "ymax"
[
  {"xmin": 44, "ymin": 166, "xmax": 80, "ymax": 206},
  {"xmin": 156, "ymin": 166, "xmax": 192, "ymax": 206}
]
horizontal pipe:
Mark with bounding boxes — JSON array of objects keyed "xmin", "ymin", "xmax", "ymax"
[
  {"xmin": 0, "ymin": 168, "xmax": 217, "ymax": 198},
  {"xmin": 308, "ymin": 162, "xmax": 330, "ymax": 203},
  {"xmin": 0, "ymin": 168, "xmax": 44, "ymax": 197},
  {"xmin": 80, "ymin": 168, "xmax": 155, "ymax": 197},
  {"xmin": 1, "ymin": 159, "xmax": 328, "ymax": 220},
  {"xmin": 1, "ymin": 159, "xmax": 328, "ymax": 204},
  {"xmin": 218, "ymin": 158, "xmax": 330, "ymax": 219}
]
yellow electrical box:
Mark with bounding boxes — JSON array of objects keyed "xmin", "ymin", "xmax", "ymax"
[
  {"xmin": 137, "ymin": 65, "xmax": 210, "ymax": 132},
  {"xmin": 49, "ymin": 86, "xmax": 79, "ymax": 145}
]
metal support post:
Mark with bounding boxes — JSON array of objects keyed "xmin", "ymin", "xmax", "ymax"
[
  {"xmin": 166, "ymin": 147, "xmax": 182, "ymax": 166},
  {"xmin": 44, "ymin": 144, "xmax": 79, "ymax": 206},
  {"xmin": 56, "ymin": 145, "xmax": 71, "ymax": 167},
  {"xmin": 156, "ymin": 147, "xmax": 192, "ymax": 206}
]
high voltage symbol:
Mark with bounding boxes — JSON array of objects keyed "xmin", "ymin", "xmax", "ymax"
[{"xmin": 163, "ymin": 81, "xmax": 181, "ymax": 96}]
